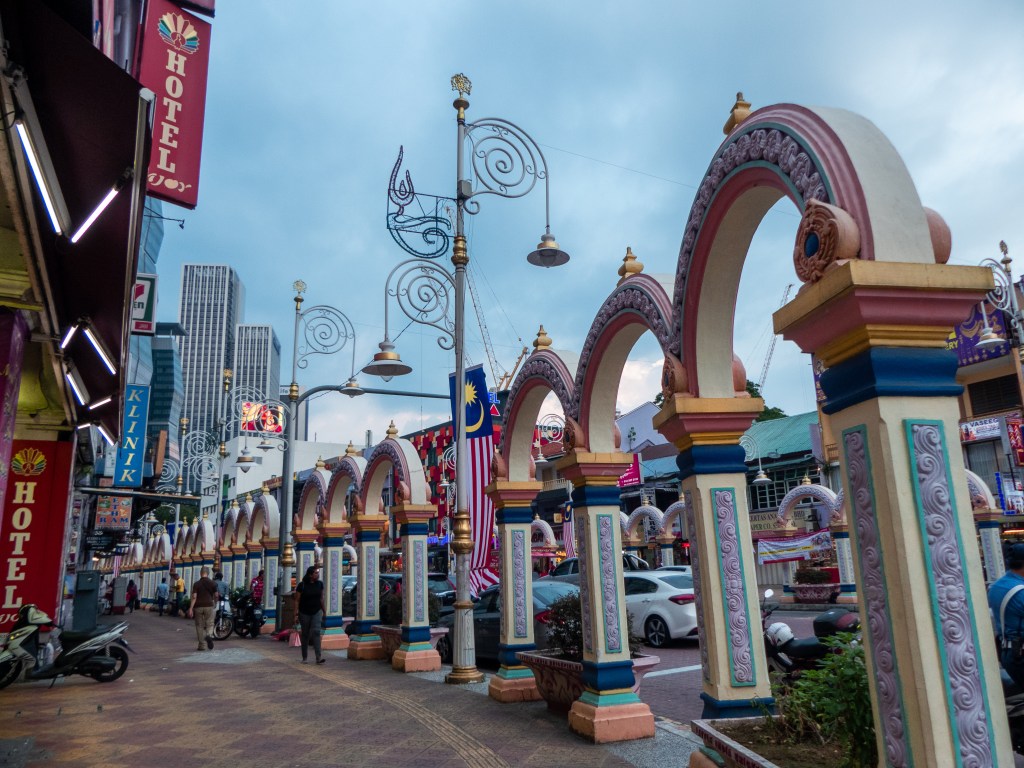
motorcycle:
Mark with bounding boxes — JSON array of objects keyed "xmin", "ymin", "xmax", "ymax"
[
  {"xmin": 228, "ymin": 590, "xmax": 265, "ymax": 639},
  {"xmin": 761, "ymin": 588, "xmax": 860, "ymax": 676},
  {"xmin": 1003, "ymin": 670, "xmax": 1024, "ymax": 754},
  {"xmin": 211, "ymin": 596, "xmax": 234, "ymax": 641},
  {"xmin": 0, "ymin": 604, "xmax": 132, "ymax": 689}
]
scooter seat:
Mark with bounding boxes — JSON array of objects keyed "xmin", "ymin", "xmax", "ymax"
[
  {"xmin": 60, "ymin": 626, "xmax": 111, "ymax": 644},
  {"xmin": 781, "ymin": 636, "xmax": 829, "ymax": 660}
]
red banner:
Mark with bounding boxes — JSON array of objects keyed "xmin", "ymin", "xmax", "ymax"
[
  {"xmin": 1009, "ymin": 417, "xmax": 1024, "ymax": 467},
  {"xmin": 0, "ymin": 441, "xmax": 73, "ymax": 633},
  {"xmin": 617, "ymin": 454, "xmax": 641, "ymax": 488},
  {"xmin": 138, "ymin": 0, "xmax": 212, "ymax": 209}
]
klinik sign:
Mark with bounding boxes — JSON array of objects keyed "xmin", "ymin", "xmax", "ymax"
[
  {"xmin": 138, "ymin": 0, "xmax": 212, "ymax": 209},
  {"xmin": 0, "ymin": 442, "xmax": 73, "ymax": 633}
]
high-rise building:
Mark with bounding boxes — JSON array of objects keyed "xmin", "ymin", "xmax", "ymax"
[
  {"xmin": 234, "ymin": 324, "xmax": 281, "ymax": 401},
  {"xmin": 178, "ymin": 264, "xmax": 245, "ymax": 438},
  {"xmin": 148, "ymin": 322, "xmax": 186, "ymax": 465}
]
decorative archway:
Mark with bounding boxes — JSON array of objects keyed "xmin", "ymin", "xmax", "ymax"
[
  {"xmin": 249, "ymin": 490, "xmax": 281, "ymax": 621},
  {"xmin": 319, "ymin": 453, "xmax": 365, "ymax": 650},
  {"xmin": 295, "ymin": 460, "xmax": 331, "ymax": 582}
]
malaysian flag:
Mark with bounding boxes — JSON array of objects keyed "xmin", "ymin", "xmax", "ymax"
[
  {"xmin": 450, "ymin": 364, "xmax": 499, "ymax": 596},
  {"xmin": 112, "ymin": 554, "xmax": 122, "ymax": 579}
]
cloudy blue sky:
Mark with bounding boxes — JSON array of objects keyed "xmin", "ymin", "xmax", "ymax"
[{"xmin": 154, "ymin": 1, "xmax": 1024, "ymax": 448}]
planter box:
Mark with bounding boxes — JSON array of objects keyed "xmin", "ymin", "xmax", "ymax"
[
  {"xmin": 515, "ymin": 649, "xmax": 660, "ymax": 712},
  {"xmin": 371, "ymin": 624, "xmax": 448, "ymax": 662},
  {"xmin": 692, "ymin": 717, "xmax": 781, "ymax": 768},
  {"xmin": 792, "ymin": 584, "xmax": 837, "ymax": 603}
]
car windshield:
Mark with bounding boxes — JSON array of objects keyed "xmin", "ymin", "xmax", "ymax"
[
  {"xmin": 534, "ymin": 581, "xmax": 580, "ymax": 606},
  {"xmin": 427, "ymin": 575, "xmax": 452, "ymax": 592},
  {"xmin": 657, "ymin": 573, "xmax": 693, "ymax": 590}
]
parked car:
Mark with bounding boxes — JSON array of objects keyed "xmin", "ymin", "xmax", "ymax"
[
  {"xmin": 542, "ymin": 553, "xmax": 651, "ymax": 584},
  {"xmin": 655, "ymin": 565, "xmax": 692, "ymax": 575},
  {"xmin": 435, "ymin": 580, "xmax": 580, "ymax": 663},
  {"xmin": 342, "ymin": 572, "xmax": 456, "ymax": 617},
  {"xmin": 623, "ymin": 571, "xmax": 698, "ymax": 648}
]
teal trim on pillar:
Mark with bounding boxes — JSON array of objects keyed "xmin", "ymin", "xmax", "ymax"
[
  {"xmin": 700, "ymin": 692, "xmax": 775, "ymax": 719},
  {"xmin": 821, "ymin": 348, "xmax": 961, "ymax": 415}
]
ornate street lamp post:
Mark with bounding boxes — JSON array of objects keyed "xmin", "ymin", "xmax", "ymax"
[{"xmin": 379, "ymin": 74, "xmax": 569, "ymax": 684}]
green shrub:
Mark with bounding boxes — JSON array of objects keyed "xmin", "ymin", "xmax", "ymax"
[
  {"xmin": 793, "ymin": 567, "xmax": 833, "ymax": 585},
  {"xmin": 768, "ymin": 632, "xmax": 877, "ymax": 768},
  {"xmin": 380, "ymin": 589, "xmax": 440, "ymax": 626},
  {"xmin": 545, "ymin": 593, "xmax": 644, "ymax": 661}
]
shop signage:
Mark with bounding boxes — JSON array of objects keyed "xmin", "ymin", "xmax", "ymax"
[
  {"xmin": 114, "ymin": 385, "xmax": 150, "ymax": 487},
  {"xmin": 617, "ymin": 455, "xmax": 641, "ymax": 487},
  {"xmin": 1009, "ymin": 417, "xmax": 1024, "ymax": 466},
  {"xmin": 95, "ymin": 496, "xmax": 132, "ymax": 530},
  {"xmin": 131, "ymin": 273, "xmax": 158, "ymax": 334},
  {"xmin": 750, "ymin": 511, "xmax": 784, "ymax": 533},
  {"xmin": 85, "ymin": 533, "xmax": 118, "ymax": 550},
  {"xmin": 757, "ymin": 531, "xmax": 833, "ymax": 565},
  {"xmin": 241, "ymin": 402, "xmax": 284, "ymax": 434},
  {"xmin": 138, "ymin": 0, "xmax": 213, "ymax": 209},
  {"xmin": 0, "ymin": 441, "xmax": 73, "ymax": 633},
  {"xmin": 960, "ymin": 416, "xmax": 1002, "ymax": 443},
  {"xmin": 948, "ymin": 303, "xmax": 1010, "ymax": 365}
]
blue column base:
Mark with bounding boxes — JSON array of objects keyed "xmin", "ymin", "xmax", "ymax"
[
  {"xmin": 401, "ymin": 625, "xmax": 431, "ymax": 643},
  {"xmin": 348, "ymin": 619, "xmax": 378, "ymax": 635},
  {"xmin": 700, "ymin": 692, "xmax": 775, "ymax": 719},
  {"xmin": 497, "ymin": 642, "xmax": 536, "ymax": 668},
  {"xmin": 323, "ymin": 614, "xmax": 345, "ymax": 629}
]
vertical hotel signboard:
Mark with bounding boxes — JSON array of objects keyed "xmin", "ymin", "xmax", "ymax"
[
  {"xmin": 137, "ymin": 0, "xmax": 213, "ymax": 209},
  {"xmin": 115, "ymin": 385, "xmax": 151, "ymax": 487},
  {"xmin": 0, "ymin": 442, "xmax": 73, "ymax": 633}
]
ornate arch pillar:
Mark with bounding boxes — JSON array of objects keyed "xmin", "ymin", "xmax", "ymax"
[
  {"xmin": 975, "ymin": 511, "xmax": 1005, "ymax": 585},
  {"xmin": 556, "ymin": 451, "xmax": 655, "ymax": 743},
  {"xmin": 655, "ymin": 534, "xmax": 675, "ymax": 567},
  {"xmin": 391, "ymin": 502, "xmax": 440, "ymax": 672},
  {"xmin": 347, "ymin": 511, "xmax": 388, "ymax": 660},
  {"xmin": 653, "ymin": 396, "xmax": 772, "ymax": 718},
  {"xmin": 831, "ymin": 521, "xmax": 857, "ymax": 601},
  {"xmin": 319, "ymin": 519, "xmax": 352, "ymax": 650},
  {"xmin": 487, "ymin": 479, "xmax": 544, "ymax": 703},
  {"xmin": 621, "ymin": 532, "xmax": 641, "ymax": 556},
  {"xmin": 293, "ymin": 528, "xmax": 319, "ymax": 581},
  {"xmin": 776, "ymin": 259, "xmax": 1008, "ymax": 765}
]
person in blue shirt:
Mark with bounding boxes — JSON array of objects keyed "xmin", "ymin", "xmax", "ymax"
[
  {"xmin": 155, "ymin": 577, "xmax": 170, "ymax": 616},
  {"xmin": 989, "ymin": 543, "xmax": 1024, "ymax": 688}
]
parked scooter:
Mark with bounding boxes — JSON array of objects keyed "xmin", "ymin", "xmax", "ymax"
[
  {"xmin": 761, "ymin": 589, "xmax": 860, "ymax": 676},
  {"xmin": 0, "ymin": 604, "xmax": 132, "ymax": 689},
  {"xmin": 211, "ymin": 595, "xmax": 234, "ymax": 641},
  {"xmin": 229, "ymin": 590, "xmax": 265, "ymax": 638}
]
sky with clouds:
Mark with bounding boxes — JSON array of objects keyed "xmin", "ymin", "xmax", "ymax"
[{"xmin": 154, "ymin": 0, "xmax": 1024, "ymax": 450}]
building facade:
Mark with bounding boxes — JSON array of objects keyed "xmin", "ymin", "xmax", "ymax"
[
  {"xmin": 178, "ymin": 264, "xmax": 245, "ymax": 438},
  {"xmin": 233, "ymin": 323, "xmax": 281, "ymax": 402}
]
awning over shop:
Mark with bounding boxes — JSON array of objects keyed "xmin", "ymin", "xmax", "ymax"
[
  {"xmin": 76, "ymin": 487, "xmax": 202, "ymax": 505},
  {"xmin": 1, "ymin": 0, "xmax": 150, "ymax": 439}
]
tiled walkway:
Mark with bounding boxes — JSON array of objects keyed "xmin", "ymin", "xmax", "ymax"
[{"xmin": 0, "ymin": 610, "xmax": 701, "ymax": 768}]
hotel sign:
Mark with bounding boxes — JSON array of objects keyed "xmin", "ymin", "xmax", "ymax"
[
  {"xmin": 114, "ymin": 385, "xmax": 150, "ymax": 487},
  {"xmin": 0, "ymin": 441, "xmax": 73, "ymax": 633},
  {"xmin": 138, "ymin": 0, "xmax": 213, "ymax": 209}
]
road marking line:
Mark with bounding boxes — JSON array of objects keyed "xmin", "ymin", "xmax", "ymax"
[{"xmin": 644, "ymin": 663, "xmax": 703, "ymax": 678}]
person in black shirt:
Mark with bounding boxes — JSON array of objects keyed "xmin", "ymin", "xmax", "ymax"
[{"xmin": 296, "ymin": 565, "xmax": 326, "ymax": 663}]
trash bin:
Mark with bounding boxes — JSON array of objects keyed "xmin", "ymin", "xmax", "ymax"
[{"xmin": 72, "ymin": 570, "xmax": 100, "ymax": 632}]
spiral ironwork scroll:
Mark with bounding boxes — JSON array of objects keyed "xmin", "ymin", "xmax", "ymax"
[
  {"xmin": 385, "ymin": 259, "xmax": 456, "ymax": 350},
  {"xmin": 297, "ymin": 305, "xmax": 357, "ymax": 370},
  {"xmin": 538, "ymin": 413, "xmax": 564, "ymax": 446},
  {"xmin": 386, "ymin": 146, "xmax": 453, "ymax": 260},
  {"xmin": 463, "ymin": 118, "xmax": 549, "ymax": 216}
]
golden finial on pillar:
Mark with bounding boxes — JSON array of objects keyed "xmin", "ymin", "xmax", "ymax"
[
  {"xmin": 280, "ymin": 541, "xmax": 296, "ymax": 568},
  {"xmin": 230, "ymin": 498, "xmax": 239, "ymax": 510},
  {"xmin": 345, "ymin": 441, "xmax": 358, "ymax": 457},
  {"xmin": 260, "ymin": 482, "xmax": 270, "ymax": 495},
  {"xmin": 532, "ymin": 325, "xmax": 552, "ymax": 353},
  {"xmin": 801, "ymin": 473, "xmax": 812, "ymax": 486},
  {"xmin": 315, "ymin": 456, "xmax": 326, "ymax": 470},
  {"xmin": 723, "ymin": 92, "xmax": 752, "ymax": 135},
  {"xmin": 617, "ymin": 246, "xmax": 644, "ymax": 282},
  {"xmin": 386, "ymin": 421, "xmax": 399, "ymax": 439},
  {"xmin": 245, "ymin": 492, "xmax": 253, "ymax": 503}
]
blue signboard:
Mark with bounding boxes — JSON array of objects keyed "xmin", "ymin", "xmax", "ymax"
[{"xmin": 114, "ymin": 384, "xmax": 150, "ymax": 487}]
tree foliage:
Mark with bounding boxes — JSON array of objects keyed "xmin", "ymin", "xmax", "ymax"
[{"xmin": 746, "ymin": 379, "xmax": 787, "ymax": 422}]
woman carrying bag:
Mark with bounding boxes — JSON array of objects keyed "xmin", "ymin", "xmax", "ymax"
[{"xmin": 295, "ymin": 565, "xmax": 326, "ymax": 664}]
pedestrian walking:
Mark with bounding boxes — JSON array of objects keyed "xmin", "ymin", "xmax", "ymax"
[
  {"xmin": 126, "ymin": 579, "xmax": 138, "ymax": 614},
  {"xmin": 187, "ymin": 566, "xmax": 218, "ymax": 651},
  {"xmin": 295, "ymin": 565, "xmax": 326, "ymax": 664},
  {"xmin": 169, "ymin": 571, "xmax": 185, "ymax": 616},
  {"xmin": 155, "ymin": 577, "xmax": 170, "ymax": 616},
  {"xmin": 990, "ymin": 543, "xmax": 1024, "ymax": 689},
  {"xmin": 250, "ymin": 569, "xmax": 264, "ymax": 606},
  {"xmin": 213, "ymin": 571, "xmax": 229, "ymax": 602}
]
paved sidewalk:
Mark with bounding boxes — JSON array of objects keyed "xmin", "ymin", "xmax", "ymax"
[{"xmin": 0, "ymin": 610, "xmax": 702, "ymax": 768}]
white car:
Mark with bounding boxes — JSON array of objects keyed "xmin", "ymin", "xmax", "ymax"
[
  {"xmin": 655, "ymin": 565, "xmax": 692, "ymax": 576},
  {"xmin": 623, "ymin": 571, "xmax": 698, "ymax": 648}
]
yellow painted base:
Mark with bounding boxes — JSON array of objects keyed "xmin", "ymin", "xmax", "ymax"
[
  {"xmin": 392, "ymin": 647, "xmax": 441, "ymax": 673},
  {"xmin": 568, "ymin": 701, "xmax": 655, "ymax": 743},
  {"xmin": 347, "ymin": 638, "xmax": 385, "ymax": 660},
  {"xmin": 488, "ymin": 674, "xmax": 541, "ymax": 703},
  {"xmin": 321, "ymin": 633, "xmax": 350, "ymax": 651}
]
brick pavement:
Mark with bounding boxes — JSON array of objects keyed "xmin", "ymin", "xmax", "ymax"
[{"xmin": 0, "ymin": 610, "xmax": 701, "ymax": 768}]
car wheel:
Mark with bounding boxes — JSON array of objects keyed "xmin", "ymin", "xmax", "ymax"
[
  {"xmin": 644, "ymin": 615, "xmax": 670, "ymax": 648},
  {"xmin": 436, "ymin": 633, "xmax": 452, "ymax": 664}
]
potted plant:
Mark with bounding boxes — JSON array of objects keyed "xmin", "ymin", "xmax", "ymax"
[
  {"xmin": 372, "ymin": 590, "xmax": 446, "ymax": 662},
  {"xmin": 515, "ymin": 594, "xmax": 659, "ymax": 712},
  {"xmin": 791, "ymin": 566, "xmax": 838, "ymax": 603},
  {"xmin": 692, "ymin": 632, "xmax": 876, "ymax": 768}
]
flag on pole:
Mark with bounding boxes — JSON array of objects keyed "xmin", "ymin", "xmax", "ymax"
[
  {"xmin": 450, "ymin": 364, "xmax": 499, "ymax": 596},
  {"xmin": 112, "ymin": 554, "xmax": 122, "ymax": 579}
]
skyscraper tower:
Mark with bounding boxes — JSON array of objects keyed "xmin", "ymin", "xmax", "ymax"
[
  {"xmin": 178, "ymin": 264, "xmax": 245, "ymax": 439},
  {"xmin": 234, "ymin": 324, "xmax": 281, "ymax": 402}
]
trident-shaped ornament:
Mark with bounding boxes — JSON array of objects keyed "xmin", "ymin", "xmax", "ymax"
[{"xmin": 450, "ymin": 73, "xmax": 471, "ymax": 97}]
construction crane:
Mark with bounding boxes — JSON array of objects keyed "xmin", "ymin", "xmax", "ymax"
[
  {"xmin": 756, "ymin": 283, "xmax": 794, "ymax": 394},
  {"xmin": 466, "ymin": 266, "xmax": 528, "ymax": 392}
]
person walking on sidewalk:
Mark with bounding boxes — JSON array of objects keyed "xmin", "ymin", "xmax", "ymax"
[
  {"xmin": 187, "ymin": 566, "xmax": 218, "ymax": 651},
  {"xmin": 250, "ymin": 569, "xmax": 264, "ymax": 606},
  {"xmin": 169, "ymin": 571, "xmax": 185, "ymax": 616},
  {"xmin": 155, "ymin": 578, "xmax": 170, "ymax": 616},
  {"xmin": 295, "ymin": 565, "xmax": 326, "ymax": 664},
  {"xmin": 126, "ymin": 579, "xmax": 138, "ymax": 614}
]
